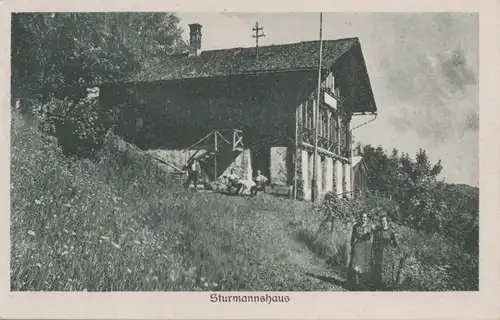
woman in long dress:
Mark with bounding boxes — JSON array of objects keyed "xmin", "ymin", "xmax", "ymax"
[
  {"xmin": 347, "ymin": 212, "xmax": 374, "ymax": 290},
  {"xmin": 371, "ymin": 214, "xmax": 399, "ymax": 290}
]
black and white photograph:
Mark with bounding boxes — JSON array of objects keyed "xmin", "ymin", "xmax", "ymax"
[
  {"xmin": 9, "ymin": 10, "xmax": 483, "ymax": 295},
  {"xmin": 5, "ymin": 0, "xmax": 500, "ymax": 317}
]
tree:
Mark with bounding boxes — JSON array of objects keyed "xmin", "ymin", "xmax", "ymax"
[
  {"xmin": 359, "ymin": 145, "xmax": 447, "ymax": 233},
  {"xmin": 396, "ymin": 149, "xmax": 445, "ymax": 232},
  {"xmin": 12, "ymin": 12, "xmax": 185, "ymax": 102}
]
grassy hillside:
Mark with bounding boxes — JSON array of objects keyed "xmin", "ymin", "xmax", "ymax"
[{"xmin": 10, "ymin": 112, "xmax": 478, "ymax": 291}]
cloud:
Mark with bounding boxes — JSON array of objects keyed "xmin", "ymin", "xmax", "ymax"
[
  {"xmin": 384, "ymin": 44, "xmax": 478, "ymax": 142},
  {"xmin": 439, "ymin": 48, "xmax": 477, "ymax": 91},
  {"xmin": 354, "ymin": 13, "xmax": 478, "ymax": 186}
]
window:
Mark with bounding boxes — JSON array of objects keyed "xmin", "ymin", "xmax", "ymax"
[
  {"xmin": 334, "ymin": 77, "xmax": 341, "ymax": 100},
  {"xmin": 322, "ymin": 73, "xmax": 335, "ymax": 94},
  {"xmin": 302, "ymin": 101, "xmax": 308, "ymax": 128},
  {"xmin": 330, "ymin": 114, "xmax": 337, "ymax": 143},
  {"xmin": 321, "ymin": 111, "xmax": 328, "ymax": 137},
  {"xmin": 327, "ymin": 112, "xmax": 331, "ymax": 140},
  {"xmin": 340, "ymin": 119, "xmax": 346, "ymax": 151},
  {"xmin": 307, "ymin": 101, "xmax": 314, "ymax": 128}
]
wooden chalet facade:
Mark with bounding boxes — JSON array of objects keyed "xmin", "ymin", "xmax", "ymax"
[{"xmin": 94, "ymin": 23, "xmax": 377, "ymax": 200}]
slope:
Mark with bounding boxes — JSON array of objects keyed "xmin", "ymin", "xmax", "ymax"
[
  {"xmin": 11, "ymin": 112, "xmax": 478, "ymax": 292},
  {"xmin": 10, "ymin": 112, "xmax": 348, "ymax": 291}
]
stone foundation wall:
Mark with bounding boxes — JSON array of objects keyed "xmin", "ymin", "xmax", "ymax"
[
  {"xmin": 295, "ymin": 149, "xmax": 350, "ymax": 201},
  {"xmin": 325, "ymin": 157, "xmax": 334, "ymax": 194},
  {"xmin": 344, "ymin": 162, "xmax": 352, "ymax": 198},
  {"xmin": 148, "ymin": 143, "xmax": 351, "ymax": 201},
  {"xmin": 335, "ymin": 159, "xmax": 343, "ymax": 197},
  {"xmin": 223, "ymin": 149, "xmax": 252, "ymax": 181}
]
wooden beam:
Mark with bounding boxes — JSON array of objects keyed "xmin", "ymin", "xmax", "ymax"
[
  {"xmin": 214, "ymin": 131, "xmax": 218, "ymax": 179},
  {"xmin": 301, "ymin": 142, "xmax": 349, "ymax": 163},
  {"xmin": 234, "ymin": 136, "xmax": 243, "ymax": 148}
]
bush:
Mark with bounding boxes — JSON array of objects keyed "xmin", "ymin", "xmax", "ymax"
[
  {"xmin": 11, "ymin": 112, "xmax": 194, "ymax": 291},
  {"xmin": 315, "ymin": 193, "xmax": 478, "ymax": 291},
  {"xmin": 394, "ymin": 225, "xmax": 478, "ymax": 291},
  {"xmin": 32, "ymin": 88, "xmax": 111, "ymax": 158}
]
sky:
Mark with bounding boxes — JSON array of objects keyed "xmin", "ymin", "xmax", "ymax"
[{"xmin": 176, "ymin": 13, "xmax": 479, "ymax": 187}]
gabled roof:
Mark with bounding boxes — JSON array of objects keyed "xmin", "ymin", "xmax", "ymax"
[
  {"xmin": 352, "ymin": 155, "xmax": 370, "ymax": 172},
  {"xmin": 105, "ymin": 37, "xmax": 376, "ymax": 114},
  {"xmin": 130, "ymin": 38, "xmax": 359, "ymax": 83},
  {"xmin": 352, "ymin": 155, "xmax": 364, "ymax": 168}
]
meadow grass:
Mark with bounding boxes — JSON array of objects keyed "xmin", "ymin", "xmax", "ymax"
[{"xmin": 10, "ymin": 112, "xmax": 478, "ymax": 291}]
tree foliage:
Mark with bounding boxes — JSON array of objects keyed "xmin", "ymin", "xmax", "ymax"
[
  {"xmin": 12, "ymin": 12, "xmax": 185, "ymax": 101},
  {"xmin": 357, "ymin": 144, "xmax": 478, "ymax": 252}
]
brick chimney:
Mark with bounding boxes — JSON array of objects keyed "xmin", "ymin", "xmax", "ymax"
[{"xmin": 188, "ymin": 23, "xmax": 202, "ymax": 56}]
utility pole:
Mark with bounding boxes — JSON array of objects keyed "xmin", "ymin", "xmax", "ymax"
[
  {"xmin": 214, "ymin": 131, "xmax": 218, "ymax": 181},
  {"xmin": 252, "ymin": 21, "xmax": 265, "ymax": 58},
  {"xmin": 312, "ymin": 12, "xmax": 323, "ymax": 203}
]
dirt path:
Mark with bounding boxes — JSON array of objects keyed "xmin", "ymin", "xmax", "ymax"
[
  {"xmin": 231, "ymin": 195, "xmax": 348, "ymax": 291},
  {"xmin": 182, "ymin": 190, "xmax": 348, "ymax": 290},
  {"xmin": 281, "ymin": 226, "xmax": 348, "ymax": 290}
]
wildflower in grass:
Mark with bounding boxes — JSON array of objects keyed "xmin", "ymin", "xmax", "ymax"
[
  {"xmin": 126, "ymin": 268, "xmax": 132, "ymax": 274},
  {"xmin": 27, "ymin": 230, "xmax": 36, "ymax": 236},
  {"xmin": 62, "ymin": 251, "xmax": 69, "ymax": 256},
  {"xmin": 133, "ymin": 240, "xmax": 141, "ymax": 245},
  {"xmin": 34, "ymin": 199, "xmax": 42, "ymax": 205},
  {"xmin": 35, "ymin": 263, "xmax": 41, "ymax": 268},
  {"xmin": 204, "ymin": 282, "xmax": 209, "ymax": 287},
  {"xmin": 212, "ymin": 282, "xmax": 218, "ymax": 287}
]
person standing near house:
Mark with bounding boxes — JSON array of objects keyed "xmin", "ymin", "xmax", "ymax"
[
  {"xmin": 250, "ymin": 170, "xmax": 268, "ymax": 196},
  {"xmin": 186, "ymin": 158, "xmax": 201, "ymax": 189},
  {"xmin": 347, "ymin": 212, "xmax": 375, "ymax": 290},
  {"xmin": 371, "ymin": 214, "xmax": 399, "ymax": 290}
]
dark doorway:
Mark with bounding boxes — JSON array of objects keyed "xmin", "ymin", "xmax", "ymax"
[{"xmin": 251, "ymin": 145, "xmax": 270, "ymax": 179}]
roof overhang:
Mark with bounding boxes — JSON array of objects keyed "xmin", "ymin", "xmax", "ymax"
[
  {"xmin": 346, "ymin": 42, "xmax": 377, "ymax": 115},
  {"xmin": 89, "ymin": 67, "xmax": 320, "ymax": 89},
  {"xmin": 86, "ymin": 38, "xmax": 377, "ymax": 116}
]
